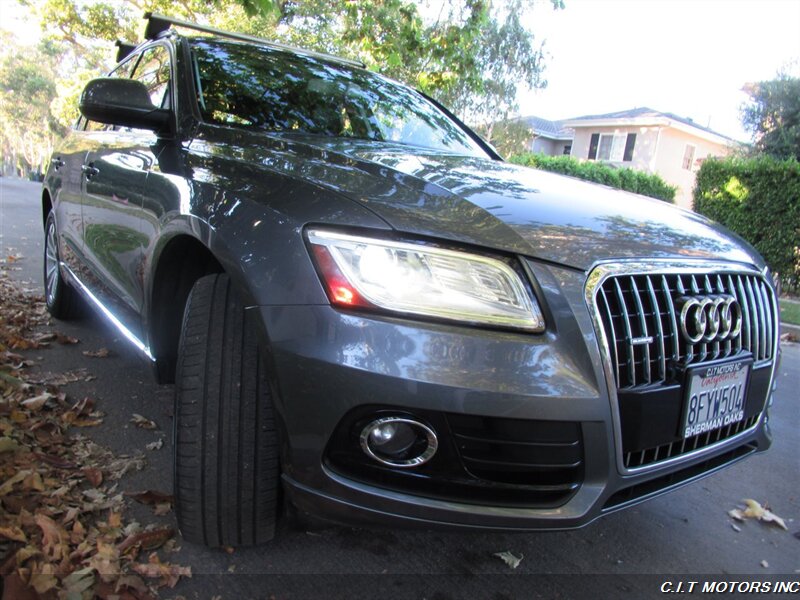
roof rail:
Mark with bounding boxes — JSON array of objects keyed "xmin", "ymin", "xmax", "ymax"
[
  {"xmin": 142, "ymin": 12, "xmax": 365, "ymax": 68},
  {"xmin": 115, "ymin": 40, "xmax": 137, "ymax": 63}
]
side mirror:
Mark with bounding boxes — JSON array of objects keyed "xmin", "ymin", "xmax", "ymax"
[{"xmin": 79, "ymin": 78, "xmax": 170, "ymax": 132}]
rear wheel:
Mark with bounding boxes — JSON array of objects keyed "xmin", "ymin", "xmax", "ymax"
[
  {"xmin": 173, "ymin": 273, "xmax": 280, "ymax": 547},
  {"xmin": 43, "ymin": 212, "xmax": 82, "ymax": 319}
]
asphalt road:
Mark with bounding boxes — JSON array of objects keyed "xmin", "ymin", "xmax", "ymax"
[{"xmin": 1, "ymin": 178, "xmax": 798, "ymax": 599}]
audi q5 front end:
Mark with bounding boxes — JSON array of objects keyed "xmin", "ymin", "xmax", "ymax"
[{"xmin": 41, "ymin": 13, "xmax": 780, "ymax": 547}]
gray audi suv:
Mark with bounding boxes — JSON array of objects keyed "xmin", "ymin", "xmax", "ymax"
[{"xmin": 41, "ymin": 13, "xmax": 779, "ymax": 547}]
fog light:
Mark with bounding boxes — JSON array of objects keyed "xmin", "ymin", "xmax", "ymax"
[{"xmin": 360, "ymin": 417, "xmax": 438, "ymax": 468}]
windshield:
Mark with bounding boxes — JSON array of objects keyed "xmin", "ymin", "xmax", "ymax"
[{"xmin": 190, "ymin": 39, "xmax": 489, "ymax": 158}]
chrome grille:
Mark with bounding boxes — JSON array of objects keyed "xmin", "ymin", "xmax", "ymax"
[{"xmin": 595, "ymin": 272, "xmax": 776, "ymax": 390}]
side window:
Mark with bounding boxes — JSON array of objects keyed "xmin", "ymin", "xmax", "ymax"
[{"xmin": 131, "ymin": 45, "xmax": 171, "ymax": 109}]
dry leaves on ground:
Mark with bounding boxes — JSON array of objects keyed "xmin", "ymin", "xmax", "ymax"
[
  {"xmin": 493, "ymin": 550, "xmax": 523, "ymax": 569},
  {"xmin": 127, "ymin": 491, "xmax": 174, "ymax": 516},
  {"xmin": 0, "ymin": 268, "xmax": 191, "ymax": 598},
  {"xmin": 728, "ymin": 499, "xmax": 789, "ymax": 531},
  {"xmin": 130, "ymin": 414, "xmax": 158, "ymax": 430}
]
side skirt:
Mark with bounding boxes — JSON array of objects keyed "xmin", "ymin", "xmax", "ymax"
[{"xmin": 60, "ymin": 262, "xmax": 156, "ymax": 363}]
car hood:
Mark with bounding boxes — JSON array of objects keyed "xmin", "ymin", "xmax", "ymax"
[{"xmin": 193, "ymin": 129, "xmax": 760, "ymax": 271}]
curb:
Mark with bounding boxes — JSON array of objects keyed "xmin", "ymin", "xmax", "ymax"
[{"xmin": 780, "ymin": 322, "xmax": 800, "ymax": 339}]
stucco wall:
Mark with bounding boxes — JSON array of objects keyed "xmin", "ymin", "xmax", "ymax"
[
  {"xmin": 570, "ymin": 126, "xmax": 661, "ymax": 172},
  {"xmin": 654, "ymin": 128, "xmax": 732, "ymax": 209},
  {"xmin": 531, "ymin": 136, "xmax": 557, "ymax": 155}
]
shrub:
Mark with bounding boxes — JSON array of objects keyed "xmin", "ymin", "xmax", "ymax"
[
  {"xmin": 694, "ymin": 155, "xmax": 800, "ymax": 292},
  {"xmin": 509, "ymin": 153, "xmax": 676, "ymax": 202}
]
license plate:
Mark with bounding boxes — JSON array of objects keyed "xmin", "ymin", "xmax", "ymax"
[{"xmin": 682, "ymin": 359, "xmax": 750, "ymax": 438}]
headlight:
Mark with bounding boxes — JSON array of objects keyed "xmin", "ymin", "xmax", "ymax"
[{"xmin": 307, "ymin": 229, "xmax": 545, "ymax": 332}]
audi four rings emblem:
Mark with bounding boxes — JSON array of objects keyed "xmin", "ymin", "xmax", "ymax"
[{"xmin": 678, "ymin": 295, "xmax": 742, "ymax": 344}]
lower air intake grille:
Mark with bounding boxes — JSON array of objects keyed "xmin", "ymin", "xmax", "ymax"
[
  {"xmin": 623, "ymin": 414, "xmax": 759, "ymax": 468},
  {"xmin": 447, "ymin": 414, "xmax": 583, "ymax": 504}
]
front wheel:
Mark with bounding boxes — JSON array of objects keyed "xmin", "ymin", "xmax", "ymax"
[
  {"xmin": 43, "ymin": 212, "xmax": 82, "ymax": 319},
  {"xmin": 173, "ymin": 273, "xmax": 280, "ymax": 547}
]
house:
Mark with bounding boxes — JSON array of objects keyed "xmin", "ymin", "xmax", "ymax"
[
  {"xmin": 562, "ymin": 107, "xmax": 738, "ymax": 208},
  {"xmin": 516, "ymin": 116, "xmax": 574, "ymax": 157}
]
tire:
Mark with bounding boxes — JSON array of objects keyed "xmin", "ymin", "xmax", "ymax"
[
  {"xmin": 43, "ymin": 212, "xmax": 82, "ymax": 319},
  {"xmin": 174, "ymin": 273, "xmax": 280, "ymax": 547}
]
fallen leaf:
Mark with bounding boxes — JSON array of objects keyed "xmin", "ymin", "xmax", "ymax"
[
  {"xmin": 153, "ymin": 502, "xmax": 172, "ymax": 516},
  {"xmin": 71, "ymin": 417, "xmax": 104, "ymax": 427},
  {"xmin": 0, "ymin": 370, "xmax": 26, "ymax": 388},
  {"xmin": 29, "ymin": 368, "xmax": 91, "ymax": 386},
  {"xmin": 130, "ymin": 413, "xmax": 157, "ymax": 429},
  {"xmin": 0, "ymin": 524, "xmax": 27, "ymax": 542},
  {"xmin": 22, "ymin": 471, "xmax": 44, "ymax": 492},
  {"xmin": 735, "ymin": 499, "xmax": 789, "ymax": 531},
  {"xmin": 88, "ymin": 541, "xmax": 121, "ymax": 583},
  {"xmin": 34, "ymin": 452, "xmax": 78, "ymax": 470},
  {"xmin": 82, "ymin": 467, "xmax": 103, "ymax": 487},
  {"xmin": 14, "ymin": 545, "xmax": 41, "ymax": 566},
  {"xmin": 118, "ymin": 527, "xmax": 175, "ymax": 554},
  {"xmin": 55, "ymin": 333, "xmax": 80, "ymax": 344},
  {"xmin": 0, "ymin": 436, "xmax": 19, "ymax": 453},
  {"xmin": 109, "ymin": 511, "xmax": 123, "ymax": 529},
  {"xmin": 82, "ymin": 347, "xmax": 111, "ymax": 358},
  {"xmin": 493, "ymin": 550, "xmax": 523, "ymax": 569},
  {"xmin": 35, "ymin": 513, "xmax": 68, "ymax": 561},
  {"xmin": 742, "ymin": 498, "xmax": 766, "ymax": 519},
  {"xmin": 730, "ymin": 523, "xmax": 742, "ymax": 532},
  {"xmin": 0, "ymin": 470, "xmax": 30, "ymax": 496},
  {"xmin": 114, "ymin": 573, "xmax": 150, "ymax": 595},
  {"xmin": 21, "ymin": 391, "xmax": 52, "ymax": 411},
  {"xmin": 30, "ymin": 563, "xmax": 59, "ymax": 594},
  {"xmin": 70, "ymin": 519, "xmax": 86, "ymax": 544},
  {"xmin": 132, "ymin": 552, "xmax": 191, "ymax": 588},
  {"xmin": 728, "ymin": 508, "xmax": 745, "ymax": 521},
  {"xmin": 145, "ymin": 438, "xmax": 163, "ymax": 451},
  {"xmin": 62, "ymin": 566, "xmax": 95, "ymax": 595},
  {"xmin": 82, "ymin": 488, "xmax": 106, "ymax": 503},
  {"xmin": 126, "ymin": 490, "xmax": 174, "ymax": 511}
]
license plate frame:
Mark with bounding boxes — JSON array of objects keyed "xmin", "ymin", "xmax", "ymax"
[{"xmin": 680, "ymin": 357, "xmax": 752, "ymax": 439}]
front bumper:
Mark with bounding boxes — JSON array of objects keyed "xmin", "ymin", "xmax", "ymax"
[{"xmin": 256, "ymin": 261, "xmax": 774, "ymax": 531}]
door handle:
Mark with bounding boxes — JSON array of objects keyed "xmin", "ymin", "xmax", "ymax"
[
  {"xmin": 81, "ymin": 164, "xmax": 100, "ymax": 179},
  {"xmin": 51, "ymin": 157, "xmax": 65, "ymax": 170}
]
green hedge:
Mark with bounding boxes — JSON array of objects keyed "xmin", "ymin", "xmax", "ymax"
[
  {"xmin": 694, "ymin": 155, "xmax": 800, "ymax": 292},
  {"xmin": 509, "ymin": 152, "xmax": 677, "ymax": 202}
]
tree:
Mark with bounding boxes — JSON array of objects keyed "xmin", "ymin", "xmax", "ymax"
[
  {"xmin": 741, "ymin": 71, "xmax": 800, "ymax": 161},
  {"xmin": 269, "ymin": 0, "xmax": 558, "ymax": 128},
  {"xmin": 474, "ymin": 118, "xmax": 534, "ymax": 157},
  {"xmin": 0, "ymin": 37, "xmax": 67, "ymax": 175}
]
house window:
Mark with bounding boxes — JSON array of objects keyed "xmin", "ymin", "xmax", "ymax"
[
  {"xmin": 563, "ymin": 144, "xmax": 571, "ymax": 155},
  {"xmin": 598, "ymin": 134, "xmax": 625, "ymax": 161},
  {"xmin": 682, "ymin": 144, "xmax": 696, "ymax": 170},
  {"xmin": 588, "ymin": 133, "xmax": 636, "ymax": 162}
]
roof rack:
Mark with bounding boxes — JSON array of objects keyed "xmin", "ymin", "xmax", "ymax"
[
  {"xmin": 142, "ymin": 12, "xmax": 365, "ymax": 68},
  {"xmin": 115, "ymin": 40, "xmax": 137, "ymax": 63}
]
